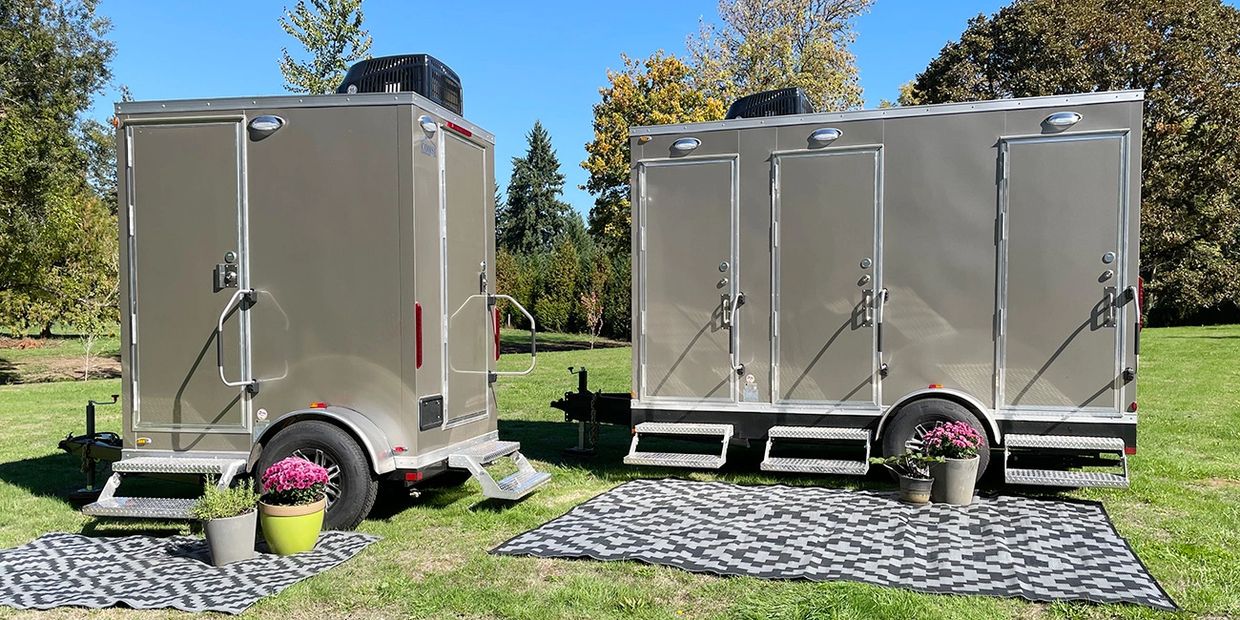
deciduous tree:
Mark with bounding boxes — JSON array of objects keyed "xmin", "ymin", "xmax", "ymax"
[
  {"xmin": 0, "ymin": 0, "xmax": 115, "ymax": 336},
  {"xmin": 582, "ymin": 52, "xmax": 726, "ymax": 251},
  {"xmin": 687, "ymin": 0, "xmax": 870, "ymax": 112},
  {"xmin": 901, "ymin": 0, "xmax": 1240, "ymax": 324},
  {"xmin": 279, "ymin": 0, "xmax": 371, "ymax": 95}
]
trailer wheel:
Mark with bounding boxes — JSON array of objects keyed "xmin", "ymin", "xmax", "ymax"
[
  {"xmin": 880, "ymin": 398, "xmax": 991, "ymax": 482},
  {"xmin": 256, "ymin": 420, "xmax": 378, "ymax": 531}
]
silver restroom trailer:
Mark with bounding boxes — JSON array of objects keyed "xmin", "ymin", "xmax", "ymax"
[
  {"xmin": 620, "ymin": 90, "xmax": 1144, "ymax": 488},
  {"xmin": 65, "ymin": 62, "xmax": 549, "ymax": 530}
]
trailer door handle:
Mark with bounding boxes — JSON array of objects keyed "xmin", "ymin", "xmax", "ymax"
[{"xmin": 215, "ymin": 288, "xmax": 257, "ymax": 392}]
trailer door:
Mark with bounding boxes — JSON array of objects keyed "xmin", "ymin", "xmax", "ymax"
[
  {"xmin": 127, "ymin": 120, "xmax": 250, "ymax": 435},
  {"xmin": 999, "ymin": 133, "xmax": 1127, "ymax": 411},
  {"xmin": 772, "ymin": 148, "xmax": 882, "ymax": 406},
  {"xmin": 442, "ymin": 131, "xmax": 491, "ymax": 425},
  {"xmin": 638, "ymin": 157, "xmax": 738, "ymax": 402}
]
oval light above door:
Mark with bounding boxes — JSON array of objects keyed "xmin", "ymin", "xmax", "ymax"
[
  {"xmin": 418, "ymin": 114, "xmax": 438, "ymax": 135},
  {"xmin": 247, "ymin": 115, "xmax": 285, "ymax": 141},
  {"xmin": 1044, "ymin": 111, "xmax": 1082, "ymax": 127},
  {"xmin": 810, "ymin": 128, "xmax": 843, "ymax": 144},
  {"xmin": 672, "ymin": 137, "xmax": 701, "ymax": 152}
]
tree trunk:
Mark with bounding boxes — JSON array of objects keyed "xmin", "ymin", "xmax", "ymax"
[{"xmin": 39, "ymin": 324, "xmax": 54, "ymax": 339}]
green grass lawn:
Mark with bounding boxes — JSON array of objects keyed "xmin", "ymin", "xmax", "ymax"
[{"xmin": 0, "ymin": 326, "xmax": 1237, "ymax": 618}]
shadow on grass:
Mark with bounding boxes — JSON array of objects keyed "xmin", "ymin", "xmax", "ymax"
[
  {"xmin": 0, "ymin": 357, "xmax": 19, "ymax": 384},
  {"xmin": 499, "ymin": 333, "xmax": 627, "ymax": 354},
  {"xmin": 496, "ymin": 418, "xmax": 1018, "ymax": 495}
]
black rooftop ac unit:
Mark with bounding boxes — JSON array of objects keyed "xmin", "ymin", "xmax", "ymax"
[
  {"xmin": 725, "ymin": 88, "xmax": 815, "ymax": 119},
  {"xmin": 336, "ymin": 54, "xmax": 463, "ymax": 115}
]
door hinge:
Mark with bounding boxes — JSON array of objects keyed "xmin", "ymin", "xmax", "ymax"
[{"xmin": 125, "ymin": 138, "xmax": 134, "ymax": 169}]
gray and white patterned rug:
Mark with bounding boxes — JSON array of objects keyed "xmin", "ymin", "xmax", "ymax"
[
  {"xmin": 493, "ymin": 479, "xmax": 1176, "ymax": 611},
  {"xmin": 0, "ymin": 530, "xmax": 378, "ymax": 614}
]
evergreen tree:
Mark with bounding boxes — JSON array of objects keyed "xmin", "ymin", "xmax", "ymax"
[
  {"xmin": 498, "ymin": 121, "xmax": 571, "ymax": 255},
  {"xmin": 278, "ymin": 0, "xmax": 372, "ymax": 94}
]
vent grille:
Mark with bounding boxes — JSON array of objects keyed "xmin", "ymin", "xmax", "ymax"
[
  {"xmin": 337, "ymin": 54, "xmax": 463, "ymax": 115},
  {"xmin": 725, "ymin": 88, "xmax": 815, "ymax": 120}
]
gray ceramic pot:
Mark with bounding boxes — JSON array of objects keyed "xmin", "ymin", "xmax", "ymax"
[
  {"xmin": 204, "ymin": 509, "xmax": 257, "ymax": 566},
  {"xmin": 930, "ymin": 456, "xmax": 979, "ymax": 505},
  {"xmin": 898, "ymin": 475, "xmax": 933, "ymax": 505}
]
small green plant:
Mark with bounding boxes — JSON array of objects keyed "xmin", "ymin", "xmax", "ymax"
[
  {"xmin": 190, "ymin": 478, "xmax": 260, "ymax": 521},
  {"xmin": 870, "ymin": 452, "xmax": 944, "ymax": 480}
]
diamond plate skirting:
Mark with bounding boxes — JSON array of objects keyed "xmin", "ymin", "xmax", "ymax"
[
  {"xmin": 492, "ymin": 479, "xmax": 1176, "ymax": 611},
  {"xmin": 0, "ymin": 531, "xmax": 378, "ymax": 614}
]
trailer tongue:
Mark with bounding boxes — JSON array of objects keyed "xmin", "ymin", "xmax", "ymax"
[{"xmin": 559, "ymin": 88, "xmax": 1143, "ymax": 489}]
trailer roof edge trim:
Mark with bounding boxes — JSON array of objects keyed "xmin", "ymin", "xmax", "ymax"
[
  {"xmin": 629, "ymin": 90, "xmax": 1144, "ymax": 137},
  {"xmin": 116, "ymin": 92, "xmax": 494, "ymax": 144}
]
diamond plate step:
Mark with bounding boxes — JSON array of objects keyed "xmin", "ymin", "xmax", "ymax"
[
  {"xmin": 1005, "ymin": 468, "xmax": 1130, "ymax": 488},
  {"xmin": 495, "ymin": 470, "xmax": 552, "ymax": 495},
  {"xmin": 82, "ymin": 497, "xmax": 195, "ymax": 519},
  {"xmin": 1004, "ymin": 434, "xmax": 1126, "ymax": 452},
  {"xmin": 447, "ymin": 440, "xmax": 520, "ymax": 468},
  {"xmin": 761, "ymin": 457, "xmax": 869, "ymax": 476},
  {"xmin": 767, "ymin": 426, "xmax": 869, "ymax": 442},
  {"xmin": 624, "ymin": 452, "xmax": 727, "ymax": 469},
  {"xmin": 625, "ymin": 423, "xmax": 733, "ymax": 470},
  {"xmin": 760, "ymin": 426, "xmax": 871, "ymax": 476},
  {"xmin": 633, "ymin": 422, "xmax": 733, "ymax": 437},
  {"xmin": 448, "ymin": 443, "xmax": 549, "ymax": 501},
  {"xmin": 111, "ymin": 456, "xmax": 248, "ymax": 475}
]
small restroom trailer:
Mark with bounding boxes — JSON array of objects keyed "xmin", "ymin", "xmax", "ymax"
[{"xmin": 71, "ymin": 57, "xmax": 548, "ymax": 529}]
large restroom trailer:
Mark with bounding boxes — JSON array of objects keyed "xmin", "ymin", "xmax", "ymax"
[
  {"xmin": 614, "ymin": 90, "xmax": 1143, "ymax": 488},
  {"xmin": 64, "ymin": 56, "xmax": 549, "ymax": 530}
]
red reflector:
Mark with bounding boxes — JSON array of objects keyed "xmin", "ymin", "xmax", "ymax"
[
  {"xmin": 444, "ymin": 120, "xmax": 472, "ymax": 137},
  {"xmin": 415, "ymin": 302, "xmax": 423, "ymax": 369},
  {"xmin": 1124, "ymin": 446, "xmax": 1137, "ymax": 455},
  {"xmin": 494, "ymin": 307, "xmax": 501, "ymax": 361},
  {"xmin": 404, "ymin": 471, "xmax": 422, "ymax": 482},
  {"xmin": 928, "ymin": 384, "xmax": 943, "ymax": 389},
  {"xmin": 309, "ymin": 401, "xmax": 328, "ymax": 409},
  {"xmin": 1137, "ymin": 276, "xmax": 1145, "ymax": 328},
  {"xmin": 392, "ymin": 446, "xmax": 407, "ymax": 454},
  {"xmin": 1128, "ymin": 401, "xmax": 1138, "ymax": 412}
]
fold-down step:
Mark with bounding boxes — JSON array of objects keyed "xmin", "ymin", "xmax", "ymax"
[
  {"xmin": 624, "ymin": 422, "xmax": 733, "ymax": 469},
  {"xmin": 760, "ymin": 426, "xmax": 871, "ymax": 476},
  {"xmin": 448, "ymin": 440, "xmax": 550, "ymax": 500}
]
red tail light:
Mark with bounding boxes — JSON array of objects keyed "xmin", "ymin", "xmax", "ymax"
[
  {"xmin": 415, "ymin": 302, "xmax": 423, "ymax": 369},
  {"xmin": 1124, "ymin": 446, "xmax": 1137, "ymax": 455},
  {"xmin": 494, "ymin": 307, "xmax": 501, "ymax": 361}
]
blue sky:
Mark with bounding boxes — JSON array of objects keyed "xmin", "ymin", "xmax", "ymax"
[{"xmin": 90, "ymin": 0, "xmax": 1014, "ymax": 214}]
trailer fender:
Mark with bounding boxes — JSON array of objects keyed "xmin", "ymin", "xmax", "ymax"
[
  {"xmin": 876, "ymin": 389, "xmax": 1001, "ymax": 444},
  {"xmin": 251, "ymin": 406, "xmax": 397, "ymax": 475}
]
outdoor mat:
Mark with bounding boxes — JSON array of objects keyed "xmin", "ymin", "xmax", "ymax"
[
  {"xmin": 0, "ymin": 530, "xmax": 378, "ymax": 614},
  {"xmin": 493, "ymin": 479, "xmax": 1176, "ymax": 610}
]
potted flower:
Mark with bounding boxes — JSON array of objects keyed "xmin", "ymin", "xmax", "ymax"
[
  {"xmin": 190, "ymin": 479, "xmax": 260, "ymax": 566},
  {"xmin": 258, "ymin": 457, "xmax": 329, "ymax": 555},
  {"xmin": 870, "ymin": 451, "xmax": 943, "ymax": 505},
  {"xmin": 921, "ymin": 421, "xmax": 985, "ymax": 505}
]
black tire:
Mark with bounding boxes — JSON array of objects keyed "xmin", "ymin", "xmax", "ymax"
[
  {"xmin": 880, "ymin": 398, "xmax": 991, "ymax": 482},
  {"xmin": 256, "ymin": 420, "xmax": 378, "ymax": 531}
]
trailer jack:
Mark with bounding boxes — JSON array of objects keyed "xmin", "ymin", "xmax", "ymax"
[
  {"xmin": 551, "ymin": 367, "xmax": 632, "ymax": 457},
  {"xmin": 57, "ymin": 395, "xmax": 122, "ymax": 504}
]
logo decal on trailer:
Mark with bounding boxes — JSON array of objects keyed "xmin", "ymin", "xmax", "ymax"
[{"xmin": 419, "ymin": 139, "xmax": 437, "ymax": 157}]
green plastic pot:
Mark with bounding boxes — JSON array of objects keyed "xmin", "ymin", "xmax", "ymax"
[{"xmin": 259, "ymin": 496, "xmax": 325, "ymax": 555}]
